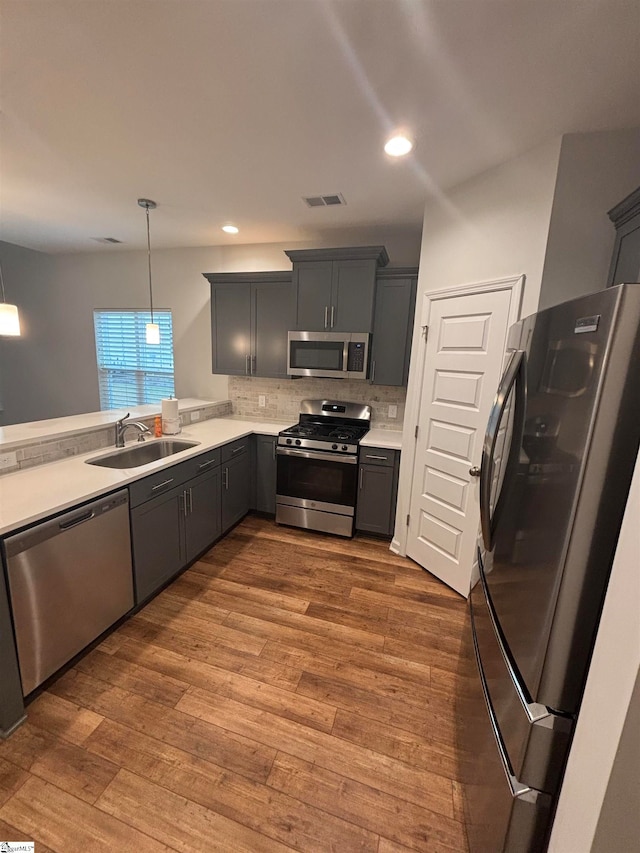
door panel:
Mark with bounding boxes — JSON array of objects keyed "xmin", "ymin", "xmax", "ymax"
[
  {"xmin": 331, "ymin": 259, "xmax": 376, "ymax": 332},
  {"xmin": 407, "ymin": 287, "xmax": 515, "ymax": 596},
  {"xmin": 211, "ymin": 284, "xmax": 251, "ymax": 375},
  {"xmin": 253, "ymin": 281, "xmax": 294, "ymax": 378},
  {"xmin": 295, "ymin": 262, "xmax": 332, "ymax": 330},
  {"xmin": 184, "ymin": 468, "xmax": 222, "ymax": 563}
]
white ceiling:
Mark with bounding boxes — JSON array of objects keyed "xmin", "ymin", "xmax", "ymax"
[{"xmin": 2, "ymin": 0, "xmax": 640, "ymax": 254}]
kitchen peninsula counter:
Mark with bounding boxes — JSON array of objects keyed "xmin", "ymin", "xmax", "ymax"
[{"xmin": 0, "ymin": 417, "xmax": 286, "ymax": 536}]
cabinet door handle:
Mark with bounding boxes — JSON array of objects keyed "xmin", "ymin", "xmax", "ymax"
[
  {"xmin": 272, "ymin": 440, "xmax": 276, "ymax": 461},
  {"xmin": 180, "ymin": 491, "xmax": 187, "ymax": 515},
  {"xmin": 252, "ymin": 355, "xmax": 256, "ymax": 375},
  {"xmin": 359, "ymin": 468, "xmax": 363, "ymax": 490},
  {"xmin": 198, "ymin": 458, "xmax": 217, "ymax": 469},
  {"xmin": 231, "ymin": 445, "xmax": 246, "ymax": 455},
  {"xmin": 188, "ymin": 488, "xmax": 193, "ymax": 514},
  {"xmin": 224, "ymin": 467, "xmax": 229, "ymax": 489},
  {"xmin": 151, "ymin": 478, "xmax": 174, "ymax": 492},
  {"xmin": 371, "ymin": 360, "xmax": 376, "ymax": 384},
  {"xmin": 330, "ymin": 305, "xmax": 335, "ymax": 328},
  {"xmin": 365, "ymin": 454, "xmax": 389, "ymax": 461},
  {"xmin": 245, "ymin": 354, "xmax": 250, "ymax": 375},
  {"xmin": 324, "ymin": 306, "xmax": 328, "ymax": 329}
]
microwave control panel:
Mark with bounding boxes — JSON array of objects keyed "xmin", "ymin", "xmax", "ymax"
[{"xmin": 347, "ymin": 341, "xmax": 366, "ymax": 372}]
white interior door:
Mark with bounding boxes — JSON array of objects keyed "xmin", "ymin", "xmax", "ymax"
[{"xmin": 406, "ymin": 282, "xmax": 520, "ymax": 596}]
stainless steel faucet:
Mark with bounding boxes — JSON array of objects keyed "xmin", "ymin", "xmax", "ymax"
[{"xmin": 114, "ymin": 413, "xmax": 151, "ymax": 448}]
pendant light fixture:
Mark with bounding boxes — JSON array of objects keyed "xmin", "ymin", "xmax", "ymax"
[
  {"xmin": 138, "ymin": 198, "xmax": 160, "ymax": 344},
  {"xmin": 0, "ymin": 260, "xmax": 21, "ymax": 337}
]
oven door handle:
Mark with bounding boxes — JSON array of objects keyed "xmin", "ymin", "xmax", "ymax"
[{"xmin": 277, "ymin": 447, "xmax": 357, "ymax": 464}]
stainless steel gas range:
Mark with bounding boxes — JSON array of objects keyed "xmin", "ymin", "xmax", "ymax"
[{"xmin": 275, "ymin": 399, "xmax": 371, "ymax": 537}]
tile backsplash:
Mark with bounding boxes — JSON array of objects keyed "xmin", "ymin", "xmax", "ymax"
[
  {"xmin": 229, "ymin": 377, "xmax": 406, "ymax": 428},
  {"xmin": 0, "ymin": 400, "xmax": 232, "ymax": 476}
]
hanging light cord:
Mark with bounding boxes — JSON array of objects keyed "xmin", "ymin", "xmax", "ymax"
[
  {"xmin": 145, "ymin": 205, "xmax": 154, "ymax": 324},
  {"xmin": 0, "ymin": 260, "xmax": 6, "ymax": 303}
]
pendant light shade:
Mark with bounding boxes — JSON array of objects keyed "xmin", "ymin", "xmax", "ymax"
[
  {"xmin": 0, "ymin": 302, "xmax": 20, "ymax": 336},
  {"xmin": 145, "ymin": 322, "xmax": 160, "ymax": 344},
  {"xmin": 0, "ymin": 261, "xmax": 21, "ymax": 337},
  {"xmin": 138, "ymin": 198, "xmax": 159, "ymax": 345}
]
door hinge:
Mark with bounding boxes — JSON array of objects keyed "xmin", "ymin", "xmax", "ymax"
[
  {"xmin": 422, "ymin": 324, "xmax": 428, "ymax": 339},
  {"xmin": 406, "ymin": 514, "xmax": 410, "ymax": 526},
  {"xmin": 414, "ymin": 425, "xmax": 419, "ymax": 439}
]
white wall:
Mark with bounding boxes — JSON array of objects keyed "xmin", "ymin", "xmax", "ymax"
[
  {"xmin": 417, "ymin": 136, "xmax": 562, "ymax": 317},
  {"xmin": 393, "ymin": 137, "xmax": 562, "ymax": 556},
  {"xmin": 540, "ymin": 127, "xmax": 640, "ymax": 310},
  {"xmin": 0, "ymin": 229, "xmax": 421, "ymax": 425}
]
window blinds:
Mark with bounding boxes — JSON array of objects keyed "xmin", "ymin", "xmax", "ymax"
[{"xmin": 94, "ymin": 310, "xmax": 175, "ymax": 410}]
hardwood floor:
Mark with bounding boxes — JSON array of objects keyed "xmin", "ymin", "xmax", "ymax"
[{"xmin": 0, "ymin": 516, "xmax": 472, "ymax": 852}]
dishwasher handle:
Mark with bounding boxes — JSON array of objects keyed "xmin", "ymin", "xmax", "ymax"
[
  {"xmin": 5, "ymin": 490, "xmax": 129, "ymax": 558},
  {"xmin": 59, "ymin": 509, "xmax": 95, "ymax": 530}
]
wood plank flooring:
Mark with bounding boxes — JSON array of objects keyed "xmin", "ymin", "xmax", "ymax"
[{"xmin": 0, "ymin": 516, "xmax": 472, "ymax": 852}]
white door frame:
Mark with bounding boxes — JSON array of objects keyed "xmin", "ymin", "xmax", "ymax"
[{"xmin": 391, "ymin": 274, "xmax": 525, "ymax": 558}]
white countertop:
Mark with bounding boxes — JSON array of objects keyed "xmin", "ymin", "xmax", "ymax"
[
  {"xmin": 0, "ymin": 398, "xmax": 225, "ymax": 450},
  {"xmin": 0, "ymin": 415, "xmax": 401, "ymax": 537},
  {"xmin": 0, "ymin": 418, "xmax": 285, "ymax": 537},
  {"xmin": 360, "ymin": 429, "xmax": 403, "ymax": 450}
]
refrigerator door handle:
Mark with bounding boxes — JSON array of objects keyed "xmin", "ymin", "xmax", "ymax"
[{"xmin": 480, "ymin": 350, "xmax": 526, "ymax": 550}]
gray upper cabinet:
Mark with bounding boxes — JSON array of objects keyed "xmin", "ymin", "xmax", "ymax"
[
  {"xmin": 608, "ymin": 186, "xmax": 640, "ymax": 287},
  {"xmin": 209, "ymin": 283, "xmax": 252, "ymax": 375},
  {"xmin": 370, "ymin": 269, "xmax": 417, "ymax": 386},
  {"xmin": 205, "ymin": 272, "xmax": 294, "ymax": 378},
  {"xmin": 285, "ymin": 246, "xmax": 389, "ymax": 332}
]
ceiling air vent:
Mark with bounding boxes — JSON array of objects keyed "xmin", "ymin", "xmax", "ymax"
[
  {"xmin": 303, "ymin": 193, "xmax": 346, "ymax": 208},
  {"xmin": 92, "ymin": 237, "xmax": 123, "ymax": 244}
]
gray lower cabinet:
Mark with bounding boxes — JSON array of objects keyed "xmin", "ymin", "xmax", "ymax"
[
  {"xmin": 205, "ymin": 273, "xmax": 294, "ymax": 378},
  {"xmin": 371, "ymin": 270, "xmax": 417, "ymax": 386},
  {"xmin": 355, "ymin": 447, "xmax": 400, "ymax": 536},
  {"xmin": 255, "ymin": 434, "xmax": 277, "ymax": 514},
  {"xmin": 221, "ymin": 439, "xmax": 251, "ymax": 532},
  {"xmin": 183, "ymin": 467, "xmax": 222, "ymax": 563},
  {"xmin": 130, "ymin": 483, "xmax": 186, "ymax": 604},
  {"xmin": 130, "ymin": 451, "xmax": 223, "ymax": 604}
]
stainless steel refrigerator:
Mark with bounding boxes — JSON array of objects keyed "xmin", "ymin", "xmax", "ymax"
[{"xmin": 458, "ymin": 283, "xmax": 640, "ymax": 852}]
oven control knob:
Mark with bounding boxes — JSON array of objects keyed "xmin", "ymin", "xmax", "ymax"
[
  {"xmin": 286, "ymin": 438, "xmax": 292, "ymax": 445},
  {"xmin": 295, "ymin": 439, "xmax": 301, "ymax": 446},
  {"xmin": 332, "ymin": 444, "xmax": 338, "ymax": 450},
  {"xmin": 341, "ymin": 445, "xmax": 348, "ymax": 451}
]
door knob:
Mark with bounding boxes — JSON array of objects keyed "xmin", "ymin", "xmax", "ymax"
[{"xmin": 469, "ymin": 466, "xmax": 481, "ymax": 477}]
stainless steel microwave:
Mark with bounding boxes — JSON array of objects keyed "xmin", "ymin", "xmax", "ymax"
[{"xmin": 287, "ymin": 331, "xmax": 370, "ymax": 379}]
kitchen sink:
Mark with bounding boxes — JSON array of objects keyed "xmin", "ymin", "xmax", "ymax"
[{"xmin": 86, "ymin": 439, "xmax": 200, "ymax": 469}]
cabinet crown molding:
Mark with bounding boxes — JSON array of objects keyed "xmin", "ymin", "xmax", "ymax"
[
  {"xmin": 608, "ymin": 185, "xmax": 640, "ymax": 229},
  {"xmin": 203, "ymin": 271, "xmax": 292, "ymax": 285},
  {"xmin": 284, "ymin": 245, "xmax": 390, "ymax": 267}
]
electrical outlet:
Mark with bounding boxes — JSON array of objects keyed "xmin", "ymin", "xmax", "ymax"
[
  {"xmin": 388, "ymin": 404, "xmax": 397, "ymax": 419},
  {"xmin": 0, "ymin": 451, "xmax": 18, "ymax": 470},
  {"xmin": 190, "ymin": 411, "xmax": 200, "ymax": 422},
  {"xmin": 258, "ymin": 395, "xmax": 266, "ymax": 408}
]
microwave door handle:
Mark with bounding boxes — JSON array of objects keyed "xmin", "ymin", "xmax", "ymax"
[
  {"xmin": 480, "ymin": 350, "xmax": 526, "ymax": 550},
  {"xmin": 343, "ymin": 339, "xmax": 349, "ymax": 374}
]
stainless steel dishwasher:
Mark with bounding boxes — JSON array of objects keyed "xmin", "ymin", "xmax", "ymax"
[{"xmin": 5, "ymin": 489, "xmax": 134, "ymax": 695}]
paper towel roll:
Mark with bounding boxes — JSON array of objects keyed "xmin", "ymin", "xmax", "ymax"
[{"xmin": 161, "ymin": 398, "xmax": 180, "ymax": 434}]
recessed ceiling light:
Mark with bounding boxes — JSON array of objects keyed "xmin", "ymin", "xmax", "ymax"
[
  {"xmin": 222, "ymin": 224, "xmax": 239, "ymax": 234},
  {"xmin": 384, "ymin": 135, "xmax": 413, "ymax": 157}
]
